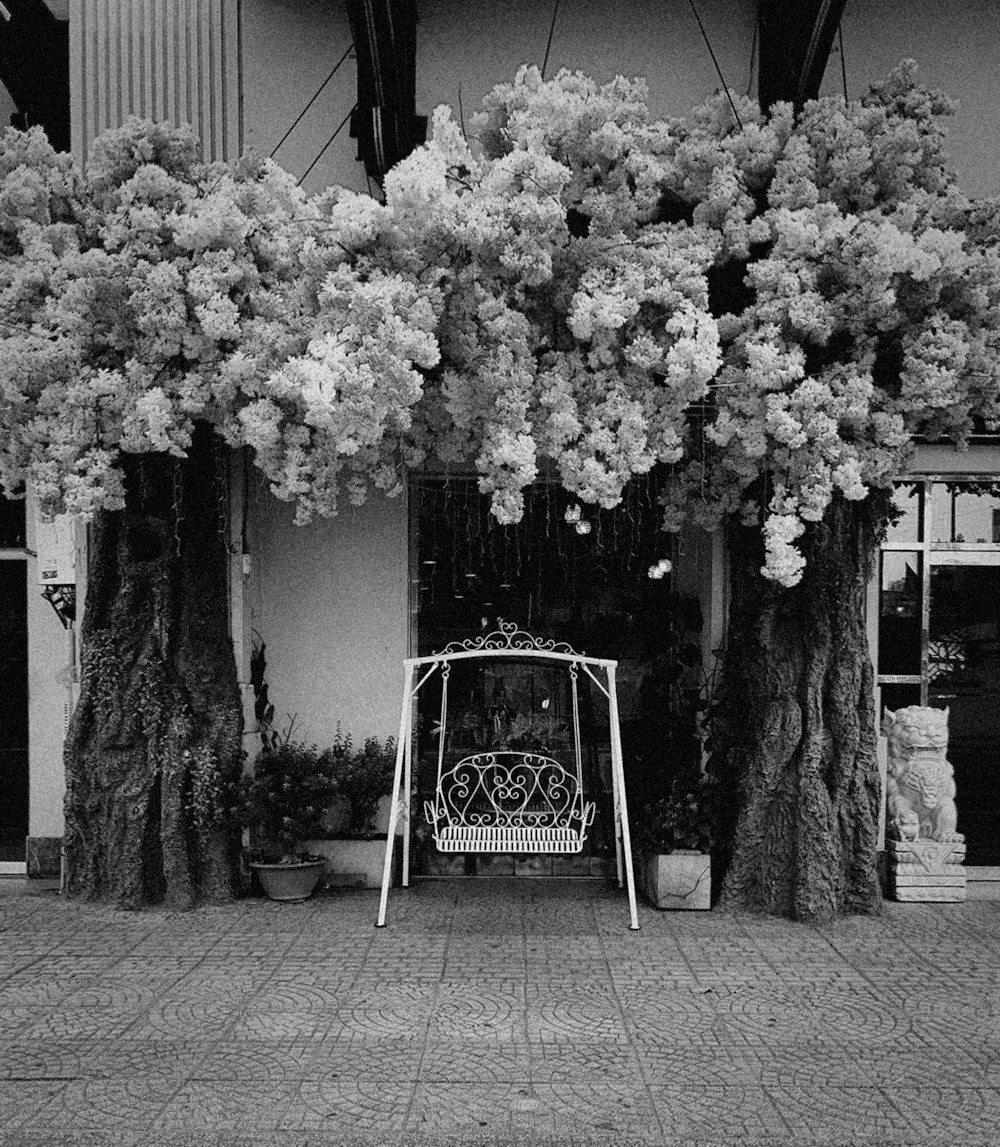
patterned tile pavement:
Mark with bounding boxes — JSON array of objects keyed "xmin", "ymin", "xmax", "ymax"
[{"xmin": 0, "ymin": 876, "xmax": 998, "ymax": 1146}]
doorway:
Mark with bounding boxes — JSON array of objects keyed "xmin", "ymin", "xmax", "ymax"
[
  {"xmin": 410, "ymin": 474, "xmax": 703, "ymax": 875},
  {"xmin": 876, "ymin": 479, "xmax": 1000, "ymax": 870},
  {"xmin": 0, "ymin": 497, "xmax": 29, "ymax": 866}
]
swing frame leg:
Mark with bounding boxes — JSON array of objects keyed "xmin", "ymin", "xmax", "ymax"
[
  {"xmin": 607, "ymin": 666, "xmax": 640, "ymax": 931},
  {"xmin": 377, "ymin": 666, "xmax": 414, "ymax": 928}
]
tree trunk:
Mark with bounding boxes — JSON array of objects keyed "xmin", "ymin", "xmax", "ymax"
[
  {"xmin": 64, "ymin": 425, "xmax": 243, "ymax": 908},
  {"xmin": 711, "ymin": 492, "xmax": 892, "ymax": 921}
]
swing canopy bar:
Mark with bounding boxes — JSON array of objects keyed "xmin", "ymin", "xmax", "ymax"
[
  {"xmin": 376, "ymin": 620, "xmax": 641, "ymax": 930},
  {"xmin": 410, "ymin": 619, "xmax": 620, "ymax": 670}
]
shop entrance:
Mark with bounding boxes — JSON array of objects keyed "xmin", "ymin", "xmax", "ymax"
[
  {"xmin": 0, "ymin": 497, "xmax": 29, "ymax": 866},
  {"xmin": 877, "ymin": 480, "xmax": 1000, "ymax": 868},
  {"xmin": 410, "ymin": 475, "xmax": 703, "ymax": 876}
]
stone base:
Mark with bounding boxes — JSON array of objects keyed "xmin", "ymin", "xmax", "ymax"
[
  {"xmin": 893, "ymin": 884, "xmax": 967, "ymax": 902},
  {"xmin": 302, "ymin": 836, "xmax": 402, "ymax": 889},
  {"xmin": 641, "ymin": 850, "xmax": 711, "ymax": 911},
  {"xmin": 888, "ymin": 838, "xmax": 966, "ymax": 902},
  {"xmin": 26, "ymin": 837, "xmax": 62, "ymax": 879}
]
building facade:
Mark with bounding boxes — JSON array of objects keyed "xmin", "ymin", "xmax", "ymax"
[{"xmin": 2, "ymin": 0, "xmax": 998, "ymax": 890}]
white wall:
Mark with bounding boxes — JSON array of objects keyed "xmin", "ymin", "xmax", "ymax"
[
  {"xmin": 25, "ymin": 512, "xmax": 78, "ymax": 838},
  {"xmin": 417, "ymin": 0, "xmax": 998, "ymax": 199},
  {"xmin": 417, "ymin": 0, "xmax": 756, "ymax": 125},
  {"xmin": 0, "ymin": 84, "xmax": 15, "ymax": 133},
  {"xmin": 241, "ymin": 0, "xmax": 367, "ymax": 195},
  {"xmin": 834, "ymin": 0, "xmax": 1000, "ymax": 198},
  {"xmin": 240, "ymin": 0, "xmax": 762, "ymax": 195},
  {"xmin": 251, "ymin": 476, "xmax": 409, "ymax": 747}
]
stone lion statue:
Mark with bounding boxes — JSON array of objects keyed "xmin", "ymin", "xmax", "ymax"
[{"xmin": 883, "ymin": 706, "xmax": 963, "ymax": 843}]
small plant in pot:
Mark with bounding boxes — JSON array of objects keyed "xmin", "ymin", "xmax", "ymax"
[
  {"xmin": 303, "ymin": 728, "xmax": 398, "ymax": 889},
  {"xmin": 634, "ymin": 773, "xmax": 717, "ymax": 911},
  {"xmin": 326, "ymin": 726, "xmax": 397, "ymax": 836},
  {"xmin": 237, "ymin": 740, "xmax": 338, "ymax": 902}
]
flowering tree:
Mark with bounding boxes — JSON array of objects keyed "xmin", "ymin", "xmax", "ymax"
[
  {"xmin": 3, "ymin": 62, "xmax": 997, "ymax": 914},
  {"xmin": 253, "ymin": 62, "xmax": 998, "ymax": 919},
  {"xmin": 0, "ymin": 123, "xmax": 333, "ymax": 906}
]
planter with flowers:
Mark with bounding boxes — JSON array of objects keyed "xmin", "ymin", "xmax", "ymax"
[
  {"xmin": 634, "ymin": 775, "xmax": 716, "ymax": 910},
  {"xmin": 237, "ymin": 740, "xmax": 339, "ymax": 902},
  {"xmin": 301, "ymin": 728, "xmax": 400, "ymax": 889}
]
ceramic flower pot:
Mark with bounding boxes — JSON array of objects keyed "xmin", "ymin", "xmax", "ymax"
[{"xmin": 251, "ymin": 859, "xmax": 324, "ymax": 902}]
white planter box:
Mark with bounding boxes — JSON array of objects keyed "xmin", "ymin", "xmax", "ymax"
[
  {"xmin": 302, "ymin": 836, "xmax": 402, "ymax": 889},
  {"xmin": 641, "ymin": 850, "xmax": 711, "ymax": 910}
]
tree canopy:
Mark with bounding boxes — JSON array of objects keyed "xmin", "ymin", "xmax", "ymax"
[{"xmin": 2, "ymin": 61, "xmax": 999, "ymax": 584}]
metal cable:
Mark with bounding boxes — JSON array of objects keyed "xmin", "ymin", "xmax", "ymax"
[
  {"xmin": 838, "ymin": 22, "xmax": 848, "ymax": 101},
  {"xmin": 688, "ymin": 0, "xmax": 743, "ymax": 128},
  {"xmin": 297, "ymin": 103, "xmax": 357, "ymax": 187},
  {"xmin": 270, "ymin": 43, "xmax": 354, "ymax": 159},
  {"xmin": 541, "ymin": 0, "xmax": 562, "ymax": 80}
]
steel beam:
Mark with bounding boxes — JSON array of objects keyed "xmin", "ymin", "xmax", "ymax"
[
  {"xmin": 345, "ymin": 0, "xmax": 426, "ymax": 183},
  {"xmin": 757, "ymin": 0, "xmax": 848, "ymax": 113}
]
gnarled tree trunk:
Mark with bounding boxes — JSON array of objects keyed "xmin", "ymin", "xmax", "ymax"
[
  {"xmin": 64, "ymin": 425, "xmax": 243, "ymax": 908},
  {"xmin": 711, "ymin": 492, "xmax": 893, "ymax": 921}
]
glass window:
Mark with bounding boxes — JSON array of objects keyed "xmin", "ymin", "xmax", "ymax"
[
  {"xmin": 929, "ymin": 482, "xmax": 1000, "ymax": 544},
  {"xmin": 879, "ymin": 683, "xmax": 921, "ymax": 718},
  {"xmin": 927, "ymin": 565, "xmax": 1000, "ymax": 864},
  {"xmin": 885, "ymin": 483, "xmax": 922, "ymax": 544},
  {"xmin": 878, "ymin": 552, "xmax": 922, "ymax": 675}
]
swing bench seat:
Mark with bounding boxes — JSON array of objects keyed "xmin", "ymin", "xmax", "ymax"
[
  {"xmin": 433, "ymin": 825, "xmax": 588, "ymax": 853},
  {"xmin": 424, "ymin": 751, "xmax": 596, "ymax": 855}
]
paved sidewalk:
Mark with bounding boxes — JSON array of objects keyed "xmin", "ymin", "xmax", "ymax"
[{"xmin": 0, "ymin": 877, "xmax": 998, "ymax": 1147}]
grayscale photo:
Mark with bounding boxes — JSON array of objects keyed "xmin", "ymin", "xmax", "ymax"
[{"xmin": 0, "ymin": 2, "xmax": 997, "ymax": 1144}]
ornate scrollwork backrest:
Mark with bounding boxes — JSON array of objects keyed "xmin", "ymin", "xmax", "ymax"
[
  {"xmin": 436, "ymin": 618, "xmax": 582, "ymax": 659},
  {"xmin": 435, "ymin": 752, "xmax": 589, "ymax": 830}
]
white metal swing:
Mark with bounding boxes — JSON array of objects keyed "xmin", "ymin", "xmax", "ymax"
[{"xmin": 376, "ymin": 620, "xmax": 640, "ymax": 930}]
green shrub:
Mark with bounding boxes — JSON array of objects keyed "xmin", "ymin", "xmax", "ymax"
[
  {"xmin": 237, "ymin": 741, "xmax": 338, "ymax": 861},
  {"xmin": 328, "ymin": 725, "xmax": 397, "ymax": 836},
  {"xmin": 634, "ymin": 774, "xmax": 717, "ymax": 855}
]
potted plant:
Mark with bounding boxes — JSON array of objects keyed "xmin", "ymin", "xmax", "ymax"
[
  {"xmin": 237, "ymin": 740, "xmax": 338, "ymax": 902},
  {"xmin": 634, "ymin": 773, "xmax": 716, "ymax": 910},
  {"xmin": 301, "ymin": 728, "xmax": 399, "ymax": 889}
]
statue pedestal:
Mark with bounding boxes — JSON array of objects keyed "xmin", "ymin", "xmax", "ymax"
[{"xmin": 888, "ymin": 839, "xmax": 966, "ymax": 902}]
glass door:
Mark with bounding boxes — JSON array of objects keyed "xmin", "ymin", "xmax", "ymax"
[
  {"xmin": 411, "ymin": 474, "xmax": 700, "ymax": 875},
  {"xmin": 927, "ymin": 564, "xmax": 1000, "ymax": 863},
  {"xmin": 877, "ymin": 480, "xmax": 1000, "ymax": 866}
]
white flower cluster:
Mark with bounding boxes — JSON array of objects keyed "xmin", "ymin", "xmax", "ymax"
[
  {"xmin": 647, "ymin": 557, "xmax": 672, "ymax": 579},
  {"xmin": 761, "ymin": 513, "xmax": 806, "ymax": 586},
  {"xmin": 1, "ymin": 59, "xmax": 998, "ymax": 592}
]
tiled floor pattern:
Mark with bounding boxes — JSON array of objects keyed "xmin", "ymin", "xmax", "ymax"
[{"xmin": 0, "ymin": 878, "xmax": 998, "ymax": 1146}]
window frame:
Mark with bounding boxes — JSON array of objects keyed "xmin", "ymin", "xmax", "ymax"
[{"xmin": 877, "ymin": 475, "xmax": 1000, "ymax": 706}]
